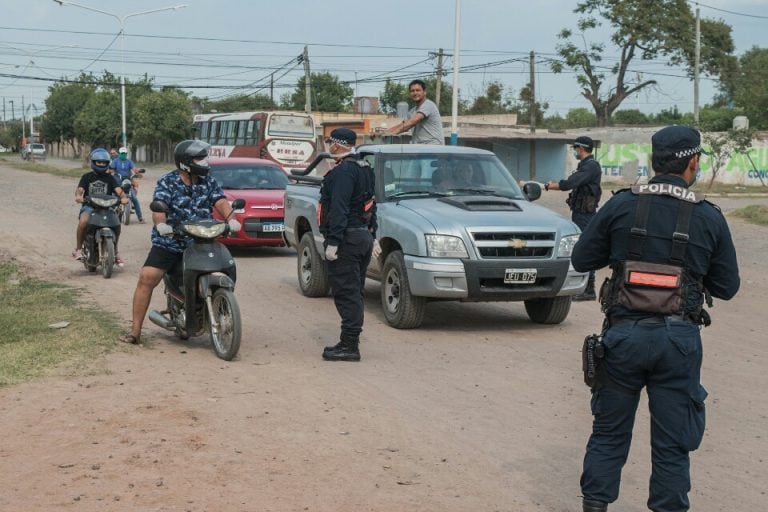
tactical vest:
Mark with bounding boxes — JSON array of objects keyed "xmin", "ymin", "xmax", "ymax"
[
  {"xmin": 599, "ymin": 183, "xmax": 711, "ymax": 325},
  {"xmin": 318, "ymin": 157, "xmax": 375, "ymax": 234}
]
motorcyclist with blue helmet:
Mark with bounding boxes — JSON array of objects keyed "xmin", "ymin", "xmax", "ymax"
[{"xmin": 73, "ymin": 148, "xmax": 129, "ymax": 263}]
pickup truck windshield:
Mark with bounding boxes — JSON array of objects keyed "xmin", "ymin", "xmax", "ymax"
[{"xmin": 380, "ymin": 154, "xmax": 526, "ymax": 200}]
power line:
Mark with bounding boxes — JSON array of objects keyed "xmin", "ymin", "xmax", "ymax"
[{"xmin": 690, "ymin": 1, "xmax": 768, "ymax": 19}]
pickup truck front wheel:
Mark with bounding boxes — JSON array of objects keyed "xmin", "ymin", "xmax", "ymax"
[
  {"xmin": 298, "ymin": 233, "xmax": 330, "ymax": 297},
  {"xmin": 524, "ymin": 296, "xmax": 572, "ymax": 324},
  {"xmin": 381, "ymin": 251, "xmax": 425, "ymax": 329}
]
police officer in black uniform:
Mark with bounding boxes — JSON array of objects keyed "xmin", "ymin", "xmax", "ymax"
[
  {"xmin": 547, "ymin": 136, "xmax": 602, "ymax": 300},
  {"xmin": 318, "ymin": 128, "xmax": 378, "ymax": 362},
  {"xmin": 571, "ymin": 126, "xmax": 740, "ymax": 512}
]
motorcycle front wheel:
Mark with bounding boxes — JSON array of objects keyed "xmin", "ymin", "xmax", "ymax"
[
  {"xmin": 83, "ymin": 237, "xmax": 97, "ymax": 272},
  {"xmin": 122, "ymin": 202, "xmax": 131, "ymax": 225},
  {"xmin": 101, "ymin": 237, "xmax": 115, "ymax": 279},
  {"xmin": 208, "ymin": 288, "xmax": 242, "ymax": 361}
]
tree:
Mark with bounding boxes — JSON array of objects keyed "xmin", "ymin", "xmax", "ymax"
[
  {"xmin": 552, "ymin": 0, "xmax": 736, "ymax": 126},
  {"xmin": 516, "ymin": 84, "xmax": 549, "ymax": 125},
  {"xmin": 612, "ymin": 109, "xmax": 649, "ymax": 125},
  {"xmin": 543, "ymin": 108, "xmax": 597, "ymax": 129},
  {"xmin": 199, "ymin": 93, "xmax": 276, "ymax": 113},
  {"xmin": 285, "ymin": 72, "xmax": 353, "ymax": 112},
  {"xmin": 379, "ymin": 80, "xmax": 409, "ymax": 114},
  {"xmin": 42, "ymin": 73, "xmax": 97, "ymax": 157},
  {"xmin": 132, "ymin": 89, "xmax": 193, "ymax": 163},
  {"xmin": 702, "ymin": 128, "xmax": 753, "ymax": 190},
  {"xmin": 73, "ymin": 88, "xmax": 122, "ymax": 148},
  {"xmin": 728, "ymin": 47, "xmax": 768, "ymax": 130},
  {"xmin": 464, "ymin": 81, "xmax": 515, "ymax": 115}
]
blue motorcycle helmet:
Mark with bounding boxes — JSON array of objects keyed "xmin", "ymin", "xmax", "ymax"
[{"xmin": 90, "ymin": 148, "xmax": 111, "ymax": 173}]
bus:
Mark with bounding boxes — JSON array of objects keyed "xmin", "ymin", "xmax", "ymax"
[{"xmin": 193, "ymin": 111, "xmax": 317, "ymax": 171}]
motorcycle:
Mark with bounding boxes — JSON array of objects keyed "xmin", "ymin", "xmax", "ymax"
[
  {"xmin": 81, "ymin": 193, "xmax": 122, "ymax": 279},
  {"xmin": 147, "ymin": 198, "xmax": 246, "ymax": 361},
  {"xmin": 117, "ymin": 168, "xmax": 145, "ymax": 225}
]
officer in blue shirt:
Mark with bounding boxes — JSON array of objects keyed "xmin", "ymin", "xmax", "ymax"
[
  {"xmin": 571, "ymin": 126, "xmax": 740, "ymax": 512},
  {"xmin": 318, "ymin": 128, "xmax": 378, "ymax": 362},
  {"xmin": 109, "ymin": 146, "xmax": 145, "ymax": 223}
]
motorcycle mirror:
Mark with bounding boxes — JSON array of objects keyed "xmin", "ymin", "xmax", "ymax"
[
  {"xmin": 137, "ymin": 168, "xmax": 146, "ymax": 174},
  {"xmin": 149, "ymin": 200, "xmax": 169, "ymax": 213}
]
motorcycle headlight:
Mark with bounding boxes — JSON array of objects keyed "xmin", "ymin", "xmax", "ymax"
[
  {"xmin": 91, "ymin": 195, "xmax": 119, "ymax": 208},
  {"xmin": 182, "ymin": 222, "xmax": 227, "ymax": 239},
  {"xmin": 425, "ymin": 234, "xmax": 468, "ymax": 258},
  {"xmin": 557, "ymin": 233, "xmax": 579, "ymax": 258}
]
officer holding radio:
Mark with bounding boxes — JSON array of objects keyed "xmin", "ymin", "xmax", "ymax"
[{"xmin": 570, "ymin": 126, "xmax": 740, "ymax": 512}]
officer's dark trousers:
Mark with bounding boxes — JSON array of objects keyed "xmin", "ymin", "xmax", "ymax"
[
  {"xmin": 581, "ymin": 318, "xmax": 707, "ymax": 512},
  {"xmin": 327, "ymin": 229, "xmax": 373, "ymax": 339},
  {"xmin": 572, "ymin": 211, "xmax": 596, "ymax": 285}
]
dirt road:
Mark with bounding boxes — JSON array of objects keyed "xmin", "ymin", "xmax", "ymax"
[{"xmin": 0, "ymin": 161, "xmax": 766, "ymax": 511}]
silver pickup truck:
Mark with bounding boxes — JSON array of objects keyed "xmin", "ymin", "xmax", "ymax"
[{"xmin": 284, "ymin": 144, "xmax": 587, "ymax": 329}]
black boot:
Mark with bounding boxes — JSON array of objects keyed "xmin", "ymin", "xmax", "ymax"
[
  {"xmin": 322, "ymin": 335, "xmax": 361, "ymax": 362},
  {"xmin": 582, "ymin": 498, "xmax": 607, "ymax": 512},
  {"xmin": 574, "ymin": 273, "xmax": 597, "ymax": 301}
]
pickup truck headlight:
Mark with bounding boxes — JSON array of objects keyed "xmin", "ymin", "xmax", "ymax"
[
  {"xmin": 425, "ymin": 234, "xmax": 469, "ymax": 258},
  {"xmin": 557, "ymin": 234, "xmax": 579, "ymax": 258}
]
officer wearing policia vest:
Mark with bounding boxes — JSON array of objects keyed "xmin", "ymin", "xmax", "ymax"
[
  {"xmin": 570, "ymin": 126, "xmax": 740, "ymax": 512},
  {"xmin": 318, "ymin": 128, "xmax": 378, "ymax": 362},
  {"xmin": 546, "ymin": 136, "xmax": 602, "ymax": 301}
]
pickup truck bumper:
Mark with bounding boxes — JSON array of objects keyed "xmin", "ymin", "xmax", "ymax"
[{"xmin": 404, "ymin": 255, "xmax": 587, "ymax": 301}]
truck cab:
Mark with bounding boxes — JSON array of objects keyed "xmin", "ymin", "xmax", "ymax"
[{"xmin": 284, "ymin": 144, "xmax": 587, "ymax": 329}]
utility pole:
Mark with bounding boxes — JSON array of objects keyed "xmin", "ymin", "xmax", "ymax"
[
  {"xmin": 529, "ymin": 50, "xmax": 536, "ymax": 180},
  {"xmin": 270, "ymin": 72, "xmax": 274, "ymax": 104},
  {"xmin": 303, "ymin": 45, "xmax": 311, "ymax": 114},
  {"xmin": 694, "ymin": 7, "xmax": 701, "ymax": 124},
  {"xmin": 21, "ymin": 95, "xmax": 26, "ymax": 142},
  {"xmin": 434, "ymin": 48, "xmax": 444, "ymax": 110}
]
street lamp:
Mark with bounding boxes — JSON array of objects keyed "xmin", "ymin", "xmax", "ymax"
[{"xmin": 52, "ymin": 0, "xmax": 187, "ymax": 148}]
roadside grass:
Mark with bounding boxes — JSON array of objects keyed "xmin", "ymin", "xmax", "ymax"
[
  {"xmin": 0, "ymin": 156, "xmax": 85, "ymax": 178},
  {"xmin": 730, "ymin": 205, "xmax": 768, "ymax": 226},
  {"xmin": 0, "ymin": 261, "xmax": 125, "ymax": 386}
]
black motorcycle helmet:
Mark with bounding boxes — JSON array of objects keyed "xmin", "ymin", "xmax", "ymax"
[
  {"xmin": 174, "ymin": 140, "xmax": 211, "ymax": 177},
  {"xmin": 90, "ymin": 148, "xmax": 111, "ymax": 174}
]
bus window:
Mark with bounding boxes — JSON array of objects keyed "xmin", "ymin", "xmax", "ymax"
[
  {"xmin": 235, "ymin": 121, "xmax": 246, "ymax": 145},
  {"xmin": 224, "ymin": 121, "xmax": 236, "ymax": 145},
  {"xmin": 268, "ymin": 114, "xmax": 314, "ymax": 138},
  {"xmin": 210, "ymin": 121, "xmax": 220, "ymax": 145},
  {"xmin": 199, "ymin": 122, "xmax": 209, "ymax": 142}
]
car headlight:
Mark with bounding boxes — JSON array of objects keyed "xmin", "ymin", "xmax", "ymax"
[
  {"xmin": 182, "ymin": 222, "xmax": 227, "ymax": 239},
  {"xmin": 425, "ymin": 234, "xmax": 469, "ymax": 258},
  {"xmin": 91, "ymin": 195, "xmax": 119, "ymax": 208},
  {"xmin": 557, "ymin": 233, "xmax": 579, "ymax": 258}
]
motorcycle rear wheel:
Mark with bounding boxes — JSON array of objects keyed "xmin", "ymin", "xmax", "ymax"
[
  {"xmin": 209, "ymin": 288, "xmax": 241, "ymax": 361},
  {"xmin": 101, "ymin": 237, "xmax": 115, "ymax": 279}
]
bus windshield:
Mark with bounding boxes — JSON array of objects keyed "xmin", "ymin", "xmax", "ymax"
[{"xmin": 268, "ymin": 114, "xmax": 315, "ymax": 138}]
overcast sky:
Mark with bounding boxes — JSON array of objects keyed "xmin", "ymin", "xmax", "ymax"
[{"xmin": 1, "ymin": 0, "xmax": 766, "ymax": 121}]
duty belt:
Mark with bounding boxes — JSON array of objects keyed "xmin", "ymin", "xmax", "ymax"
[{"xmin": 608, "ymin": 314, "xmax": 694, "ymax": 327}]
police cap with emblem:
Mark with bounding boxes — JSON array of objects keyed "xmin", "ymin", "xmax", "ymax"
[
  {"xmin": 573, "ymin": 136, "xmax": 594, "ymax": 152},
  {"xmin": 326, "ymin": 128, "xmax": 357, "ymax": 147},
  {"xmin": 652, "ymin": 125, "xmax": 708, "ymax": 161}
]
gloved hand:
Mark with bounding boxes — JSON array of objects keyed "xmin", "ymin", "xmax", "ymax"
[
  {"xmin": 156, "ymin": 222, "xmax": 173, "ymax": 236},
  {"xmin": 228, "ymin": 219, "xmax": 242, "ymax": 233},
  {"xmin": 372, "ymin": 239, "xmax": 382, "ymax": 258},
  {"xmin": 325, "ymin": 245, "xmax": 338, "ymax": 261}
]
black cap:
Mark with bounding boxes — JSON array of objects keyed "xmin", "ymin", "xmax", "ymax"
[
  {"xmin": 573, "ymin": 136, "xmax": 594, "ymax": 152},
  {"xmin": 652, "ymin": 125, "xmax": 707, "ymax": 159},
  {"xmin": 326, "ymin": 128, "xmax": 357, "ymax": 147}
]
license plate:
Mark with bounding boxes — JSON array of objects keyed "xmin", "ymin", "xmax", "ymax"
[
  {"xmin": 263, "ymin": 223, "xmax": 285, "ymax": 233},
  {"xmin": 504, "ymin": 268, "xmax": 537, "ymax": 284}
]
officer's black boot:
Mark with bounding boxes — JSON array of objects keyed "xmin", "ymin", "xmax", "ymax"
[
  {"xmin": 582, "ymin": 498, "xmax": 607, "ymax": 512},
  {"xmin": 322, "ymin": 334, "xmax": 361, "ymax": 362},
  {"xmin": 573, "ymin": 273, "xmax": 597, "ymax": 301}
]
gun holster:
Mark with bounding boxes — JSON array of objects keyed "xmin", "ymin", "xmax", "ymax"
[{"xmin": 582, "ymin": 334, "xmax": 605, "ymax": 389}]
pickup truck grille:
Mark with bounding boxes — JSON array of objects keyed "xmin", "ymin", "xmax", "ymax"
[{"xmin": 469, "ymin": 230, "xmax": 555, "ymax": 259}]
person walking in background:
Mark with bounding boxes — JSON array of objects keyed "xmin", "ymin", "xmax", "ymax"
[
  {"xmin": 546, "ymin": 136, "xmax": 602, "ymax": 300},
  {"xmin": 385, "ymin": 79, "xmax": 445, "ymax": 145},
  {"xmin": 570, "ymin": 125, "xmax": 740, "ymax": 512}
]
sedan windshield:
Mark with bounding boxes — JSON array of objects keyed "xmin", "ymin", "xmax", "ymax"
[
  {"xmin": 210, "ymin": 164, "xmax": 289, "ymax": 190},
  {"xmin": 379, "ymin": 154, "xmax": 526, "ymax": 200}
]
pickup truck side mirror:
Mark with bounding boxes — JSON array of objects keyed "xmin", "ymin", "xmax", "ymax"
[{"xmin": 523, "ymin": 182, "xmax": 542, "ymax": 202}]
